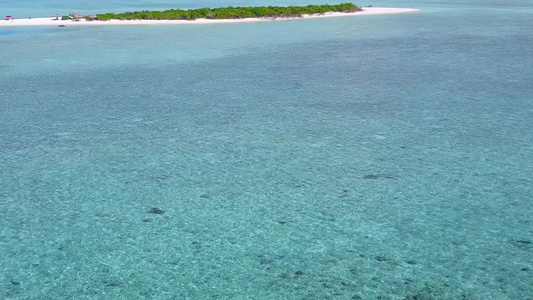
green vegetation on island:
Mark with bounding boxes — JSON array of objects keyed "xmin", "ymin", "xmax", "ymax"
[{"xmin": 91, "ymin": 3, "xmax": 361, "ymax": 21}]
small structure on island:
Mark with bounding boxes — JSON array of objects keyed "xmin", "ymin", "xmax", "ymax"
[
  {"xmin": 86, "ymin": 14, "xmax": 98, "ymax": 21},
  {"xmin": 72, "ymin": 13, "xmax": 84, "ymax": 21},
  {"xmin": 53, "ymin": 13, "xmax": 62, "ymax": 20},
  {"xmin": 68, "ymin": 12, "xmax": 84, "ymax": 21}
]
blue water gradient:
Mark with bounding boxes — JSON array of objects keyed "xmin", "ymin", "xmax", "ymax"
[{"xmin": 1, "ymin": 0, "xmax": 532, "ymax": 299}]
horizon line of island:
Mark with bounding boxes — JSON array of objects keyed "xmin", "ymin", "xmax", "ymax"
[{"xmin": 1, "ymin": 4, "xmax": 420, "ymax": 27}]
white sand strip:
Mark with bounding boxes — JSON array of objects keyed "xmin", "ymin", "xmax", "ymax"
[{"xmin": 0, "ymin": 7, "xmax": 419, "ymax": 27}]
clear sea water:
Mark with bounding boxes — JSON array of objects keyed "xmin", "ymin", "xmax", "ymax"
[{"xmin": 1, "ymin": 0, "xmax": 532, "ymax": 299}]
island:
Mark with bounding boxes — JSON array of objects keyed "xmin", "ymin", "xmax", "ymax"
[
  {"xmin": 1, "ymin": 4, "xmax": 419, "ymax": 27},
  {"xmin": 94, "ymin": 3, "xmax": 363, "ymax": 21}
]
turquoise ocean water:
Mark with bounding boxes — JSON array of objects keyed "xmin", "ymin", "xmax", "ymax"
[{"xmin": 1, "ymin": 0, "xmax": 532, "ymax": 299}]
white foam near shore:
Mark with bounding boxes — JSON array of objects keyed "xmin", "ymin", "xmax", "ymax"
[{"xmin": 0, "ymin": 7, "xmax": 419, "ymax": 27}]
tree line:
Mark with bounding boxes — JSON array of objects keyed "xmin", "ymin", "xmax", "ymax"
[{"xmin": 93, "ymin": 3, "xmax": 361, "ymax": 21}]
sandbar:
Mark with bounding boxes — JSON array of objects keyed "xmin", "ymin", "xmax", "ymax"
[{"xmin": 0, "ymin": 7, "xmax": 419, "ymax": 27}]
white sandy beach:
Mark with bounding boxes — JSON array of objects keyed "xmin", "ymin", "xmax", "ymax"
[{"xmin": 0, "ymin": 7, "xmax": 419, "ymax": 27}]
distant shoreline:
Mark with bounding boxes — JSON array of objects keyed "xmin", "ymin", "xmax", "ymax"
[{"xmin": 0, "ymin": 7, "xmax": 419, "ymax": 28}]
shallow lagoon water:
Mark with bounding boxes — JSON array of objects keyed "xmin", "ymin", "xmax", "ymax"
[{"xmin": 1, "ymin": 0, "xmax": 532, "ymax": 299}]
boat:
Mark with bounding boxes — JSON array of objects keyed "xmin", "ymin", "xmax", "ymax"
[{"xmin": 58, "ymin": 24, "xmax": 66, "ymax": 27}]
